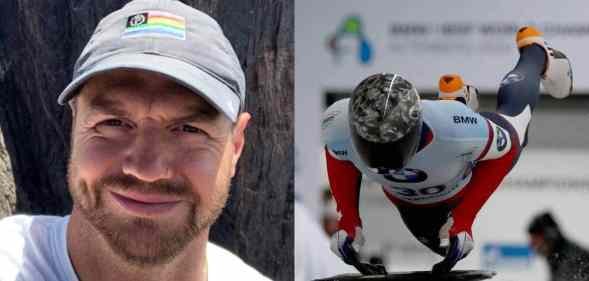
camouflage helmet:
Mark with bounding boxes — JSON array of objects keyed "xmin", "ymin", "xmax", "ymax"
[{"xmin": 349, "ymin": 73, "xmax": 422, "ymax": 169}]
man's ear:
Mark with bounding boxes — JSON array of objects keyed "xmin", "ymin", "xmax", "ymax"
[
  {"xmin": 229, "ymin": 112, "xmax": 251, "ymax": 177},
  {"xmin": 68, "ymin": 98, "xmax": 78, "ymax": 123},
  {"xmin": 67, "ymin": 97, "xmax": 78, "ymax": 129}
]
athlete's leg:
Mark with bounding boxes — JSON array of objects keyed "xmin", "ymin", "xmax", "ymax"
[
  {"xmin": 480, "ymin": 43, "xmax": 546, "ymax": 163},
  {"xmin": 449, "ymin": 136, "xmax": 520, "ymax": 236},
  {"xmin": 496, "ymin": 44, "xmax": 546, "ymax": 117},
  {"xmin": 443, "ymin": 47, "xmax": 540, "ymax": 249},
  {"xmin": 452, "ymin": 49, "xmax": 530, "ymax": 235},
  {"xmin": 450, "ymin": 45, "xmax": 537, "ymax": 235}
]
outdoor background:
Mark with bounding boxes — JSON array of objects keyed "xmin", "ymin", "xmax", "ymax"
[
  {"xmin": 295, "ymin": 1, "xmax": 589, "ymax": 280},
  {"xmin": 0, "ymin": 0, "xmax": 293, "ymax": 280}
]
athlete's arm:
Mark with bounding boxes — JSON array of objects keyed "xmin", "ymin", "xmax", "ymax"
[
  {"xmin": 325, "ymin": 148, "xmax": 363, "ymax": 236},
  {"xmin": 321, "ymin": 98, "xmax": 364, "ymax": 235},
  {"xmin": 432, "ymin": 110, "xmax": 521, "ymax": 273},
  {"xmin": 449, "ymin": 92, "xmax": 524, "ymax": 237},
  {"xmin": 450, "ymin": 138, "xmax": 520, "ymax": 237}
]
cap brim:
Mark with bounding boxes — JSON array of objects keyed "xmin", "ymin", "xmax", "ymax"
[{"xmin": 58, "ymin": 53, "xmax": 240, "ymax": 122}]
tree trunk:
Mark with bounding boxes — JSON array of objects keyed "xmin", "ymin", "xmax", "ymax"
[
  {"xmin": 0, "ymin": 0, "xmax": 293, "ymax": 280},
  {"xmin": 0, "ymin": 128, "xmax": 16, "ymax": 218}
]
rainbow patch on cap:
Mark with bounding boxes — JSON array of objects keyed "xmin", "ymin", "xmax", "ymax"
[{"xmin": 123, "ymin": 11, "xmax": 186, "ymax": 40}]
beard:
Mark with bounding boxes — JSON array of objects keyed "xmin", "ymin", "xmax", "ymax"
[{"xmin": 68, "ymin": 169, "xmax": 230, "ymax": 267}]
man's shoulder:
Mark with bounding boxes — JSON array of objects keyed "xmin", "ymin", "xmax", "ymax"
[
  {"xmin": 207, "ymin": 242, "xmax": 271, "ymax": 280},
  {"xmin": 0, "ymin": 215, "xmax": 35, "ymax": 263},
  {"xmin": 0, "ymin": 215, "xmax": 69, "ymax": 281},
  {"xmin": 0, "ymin": 214, "xmax": 62, "ymax": 242},
  {"xmin": 0, "ymin": 213, "xmax": 65, "ymax": 226},
  {"xmin": 0, "ymin": 214, "xmax": 66, "ymax": 240},
  {"xmin": 554, "ymin": 242, "xmax": 589, "ymax": 279}
]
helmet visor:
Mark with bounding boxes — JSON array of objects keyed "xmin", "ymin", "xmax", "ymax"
[{"xmin": 352, "ymin": 120, "xmax": 422, "ymax": 169}]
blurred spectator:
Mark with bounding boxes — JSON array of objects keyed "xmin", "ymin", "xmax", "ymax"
[
  {"xmin": 528, "ymin": 211, "xmax": 589, "ymax": 281},
  {"xmin": 295, "ymin": 199, "xmax": 355, "ymax": 281},
  {"xmin": 321, "ymin": 188, "xmax": 340, "ymax": 236}
]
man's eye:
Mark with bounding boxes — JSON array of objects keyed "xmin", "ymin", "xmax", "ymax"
[
  {"xmin": 100, "ymin": 119, "xmax": 132, "ymax": 129},
  {"xmin": 103, "ymin": 119, "xmax": 123, "ymax": 127},
  {"xmin": 180, "ymin": 125, "xmax": 203, "ymax": 134}
]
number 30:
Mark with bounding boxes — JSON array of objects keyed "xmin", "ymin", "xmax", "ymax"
[{"xmin": 390, "ymin": 185, "xmax": 445, "ymax": 197}]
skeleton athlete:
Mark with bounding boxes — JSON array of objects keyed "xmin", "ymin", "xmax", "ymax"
[{"xmin": 321, "ymin": 26, "xmax": 573, "ymax": 273}]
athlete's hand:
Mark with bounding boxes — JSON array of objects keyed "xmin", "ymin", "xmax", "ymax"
[
  {"xmin": 330, "ymin": 226, "xmax": 365, "ymax": 265},
  {"xmin": 432, "ymin": 231, "xmax": 474, "ymax": 274}
]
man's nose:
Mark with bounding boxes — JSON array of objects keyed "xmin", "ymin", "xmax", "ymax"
[{"xmin": 122, "ymin": 127, "xmax": 173, "ymax": 182}]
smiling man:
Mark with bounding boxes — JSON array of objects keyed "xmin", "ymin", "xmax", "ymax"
[{"xmin": 0, "ymin": 0, "xmax": 269, "ymax": 280}]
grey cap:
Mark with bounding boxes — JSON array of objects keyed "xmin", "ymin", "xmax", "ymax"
[{"xmin": 58, "ymin": 0, "xmax": 245, "ymax": 122}]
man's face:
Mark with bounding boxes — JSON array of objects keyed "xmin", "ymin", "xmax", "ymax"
[
  {"xmin": 68, "ymin": 69, "xmax": 249, "ymax": 266},
  {"xmin": 529, "ymin": 233, "xmax": 551, "ymax": 257}
]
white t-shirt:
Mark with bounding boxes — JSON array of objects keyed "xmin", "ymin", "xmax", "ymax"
[{"xmin": 0, "ymin": 215, "xmax": 270, "ymax": 281}]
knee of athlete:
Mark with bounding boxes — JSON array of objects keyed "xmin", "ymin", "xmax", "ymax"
[{"xmin": 500, "ymin": 70, "xmax": 527, "ymax": 88}]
